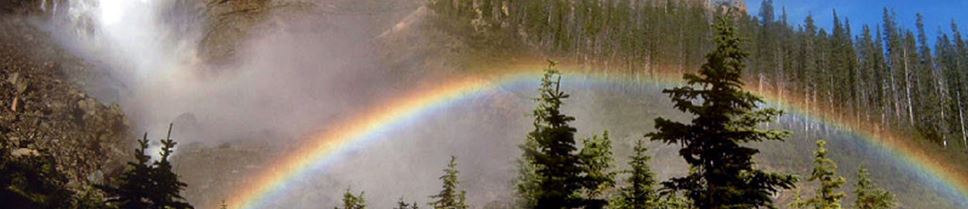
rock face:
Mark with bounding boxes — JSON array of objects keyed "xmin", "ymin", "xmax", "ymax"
[
  {"xmin": 0, "ymin": 14, "xmax": 129, "ymax": 190},
  {"xmin": 199, "ymin": 0, "xmax": 315, "ymax": 66}
]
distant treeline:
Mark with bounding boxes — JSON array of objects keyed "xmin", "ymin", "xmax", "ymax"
[{"xmin": 427, "ymin": 0, "xmax": 968, "ymax": 150}]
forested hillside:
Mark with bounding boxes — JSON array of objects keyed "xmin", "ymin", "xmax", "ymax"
[{"xmin": 425, "ymin": 0, "xmax": 968, "ymax": 151}]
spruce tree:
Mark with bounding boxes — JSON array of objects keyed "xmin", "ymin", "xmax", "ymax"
[
  {"xmin": 395, "ymin": 197, "xmax": 419, "ymax": 209},
  {"xmin": 519, "ymin": 62, "xmax": 585, "ymax": 208},
  {"xmin": 430, "ymin": 156, "xmax": 468, "ymax": 209},
  {"xmin": 646, "ymin": 16, "xmax": 797, "ymax": 209},
  {"xmin": 853, "ymin": 168, "xmax": 896, "ymax": 209},
  {"xmin": 149, "ymin": 124, "xmax": 192, "ymax": 209},
  {"xmin": 578, "ymin": 131, "xmax": 615, "ymax": 209},
  {"xmin": 100, "ymin": 125, "xmax": 193, "ymax": 209},
  {"xmin": 614, "ymin": 140, "xmax": 659, "ymax": 209},
  {"xmin": 338, "ymin": 189, "xmax": 366, "ymax": 209},
  {"xmin": 804, "ymin": 140, "xmax": 846, "ymax": 209},
  {"xmin": 100, "ymin": 133, "xmax": 154, "ymax": 209}
]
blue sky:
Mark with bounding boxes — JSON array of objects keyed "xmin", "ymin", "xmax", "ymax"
[{"xmin": 746, "ymin": 0, "xmax": 968, "ymax": 41}]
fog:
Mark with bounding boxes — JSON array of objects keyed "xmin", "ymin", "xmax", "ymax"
[
  {"xmin": 42, "ymin": 0, "xmax": 420, "ymax": 147},
  {"xmin": 32, "ymin": 1, "xmax": 966, "ymax": 209}
]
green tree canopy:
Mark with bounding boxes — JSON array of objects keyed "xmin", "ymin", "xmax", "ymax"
[
  {"xmin": 853, "ymin": 167, "xmax": 896, "ymax": 209},
  {"xmin": 801, "ymin": 140, "xmax": 846, "ymax": 209},
  {"xmin": 647, "ymin": 16, "xmax": 797, "ymax": 209},
  {"xmin": 430, "ymin": 156, "xmax": 468, "ymax": 209},
  {"xmin": 614, "ymin": 139, "xmax": 659, "ymax": 209}
]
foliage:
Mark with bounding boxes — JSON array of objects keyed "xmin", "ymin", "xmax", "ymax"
[
  {"xmin": 427, "ymin": 0, "xmax": 968, "ymax": 151},
  {"xmin": 430, "ymin": 156, "xmax": 468, "ymax": 209},
  {"xmin": 613, "ymin": 139, "xmax": 659, "ymax": 209},
  {"xmin": 518, "ymin": 62, "xmax": 586, "ymax": 208},
  {"xmin": 338, "ymin": 188, "xmax": 366, "ymax": 209},
  {"xmin": 853, "ymin": 168, "xmax": 896, "ymax": 209},
  {"xmin": 395, "ymin": 197, "xmax": 419, "ymax": 209},
  {"xmin": 579, "ymin": 131, "xmax": 615, "ymax": 209},
  {"xmin": 99, "ymin": 124, "xmax": 193, "ymax": 209},
  {"xmin": 800, "ymin": 140, "xmax": 847, "ymax": 209},
  {"xmin": 646, "ymin": 16, "xmax": 797, "ymax": 209}
]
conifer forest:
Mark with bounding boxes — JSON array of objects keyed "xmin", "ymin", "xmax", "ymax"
[{"xmin": 2, "ymin": 1, "xmax": 968, "ymax": 209}]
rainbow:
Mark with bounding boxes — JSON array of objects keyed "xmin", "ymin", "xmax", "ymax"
[{"xmin": 225, "ymin": 64, "xmax": 968, "ymax": 209}]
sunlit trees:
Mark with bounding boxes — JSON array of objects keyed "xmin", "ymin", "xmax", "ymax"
[
  {"xmin": 516, "ymin": 62, "xmax": 618, "ymax": 209},
  {"xmin": 647, "ymin": 16, "xmax": 797, "ymax": 209},
  {"xmin": 430, "ymin": 156, "xmax": 468, "ymax": 209},
  {"xmin": 797, "ymin": 140, "xmax": 846, "ymax": 209},
  {"xmin": 853, "ymin": 168, "xmax": 897, "ymax": 209},
  {"xmin": 518, "ymin": 63, "xmax": 585, "ymax": 208}
]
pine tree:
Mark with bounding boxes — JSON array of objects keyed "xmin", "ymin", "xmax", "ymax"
[
  {"xmin": 100, "ymin": 125, "xmax": 193, "ymax": 209},
  {"xmin": 396, "ymin": 197, "xmax": 419, "ymax": 209},
  {"xmin": 614, "ymin": 140, "xmax": 659, "ymax": 209},
  {"xmin": 578, "ymin": 131, "xmax": 615, "ymax": 209},
  {"xmin": 519, "ymin": 62, "xmax": 585, "ymax": 208},
  {"xmin": 803, "ymin": 140, "xmax": 846, "ymax": 209},
  {"xmin": 338, "ymin": 189, "xmax": 366, "ymax": 209},
  {"xmin": 430, "ymin": 156, "xmax": 468, "ymax": 209},
  {"xmin": 853, "ymin": 168, "xmax": 896, "ymax": 209},
  {"xmin": 149, "ymin": 124, "xmax": 192, "ymax": 209},
  {"xmin": 100, "ymin": 133, "xmax": 154, "ymax": 209},
  {"xmin": 646, "ymin": 16, "xmax": 797, "ymax": 209}
]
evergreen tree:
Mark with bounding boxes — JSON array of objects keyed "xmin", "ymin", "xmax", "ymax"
[
  {"xmin": 614, "ymin": 140, "xmax": 659, "ymax": 209},
  {"xmin": 803, "ymin": 140, "xmax": 846, "ymax": 209},
  {"xmin": 430, "ymin": 156, "xmax": 468, "ymax": 209},
  {"xmin": 149, "ymin": 124, "xmax": 192, "ymax": 209},
  {"xmin": 519, "ymin": 62, "xmax": 585, "ymax": 208},
  {"xmin": 396, "ymin": 197, "xmax": 419, "ymax": 209},
  {"xmin": 853, "ymin": 168, "xmax": 896, "ymax": 209},
  {"xmin": 338, "ymin": 189, "xmax": 366, "ymax": 209},
  {"xmin": 578, "ymin": 131, "xmax": 615, "ymax": 209},
  {"xmin": 646, "ymin": 16, "xmax": 797, "ymax": 209},
  {"xmin": 100, "ymin": 133, "xmax": 155, "ymax": 209},
  {"xmin": 100, "ymin": 125, "xmax": 193, "ymax": 209}
]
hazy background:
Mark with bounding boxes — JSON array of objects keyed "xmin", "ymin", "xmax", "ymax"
[{"xmin": 32, "ymin": 0, "xmax": 967, "ymax": 208}]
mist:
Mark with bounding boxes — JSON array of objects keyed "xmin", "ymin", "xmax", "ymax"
[
  {"xmin": 27, "ymin": 1, "xmax": 965, "ymax": 209},
  {"xmin": 41, "ymin": 0, "xmax": 421, "ymax": 146}
]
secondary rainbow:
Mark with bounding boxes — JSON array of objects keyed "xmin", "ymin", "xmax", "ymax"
[{"xmin": 226, "ymin": 65, "xmax": 968, "ymax": 209}]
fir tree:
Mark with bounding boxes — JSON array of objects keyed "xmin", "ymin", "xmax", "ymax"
[
  {"xmin": 646, "ymin": 16, "xmax": 797, "ymax": 209},
  {"xmin": 395, "ymin": 197, "xmax": 419, "ymax": 209},
  {"xmin": 100, "ymin": 125, "xmax": 193, "ymax": 209},
  {"xmin": 614, "ymin": 140, "xmax": 659, "ymax": 209},
  {"xmin": 149, "ymin": 124, "xmax": 192, "ymax": 209},
  {"xmin": 803, "ymin": 140, "xmax": 846, "ymax": 209},
  {"xmin": 430, "ymin": 156, "xmax": 468, "ymax": 209},
  {"xmin": 338, "ymin": 189, "xmax": 366, "ymax": 209},
  {"xmin": 100, "ymin": 133, "xmax": 154, "ymax": 209},
  {"xmin": 519, "ymin": 62, "xmax": 585, "ymax": 208},
  {"xmin": 579, "ymin": 131, "xmax": 615, "ymax": 209},
  {"xmin": 853, "ymin": 168, "xmax": 896, "ymax": 209}
]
